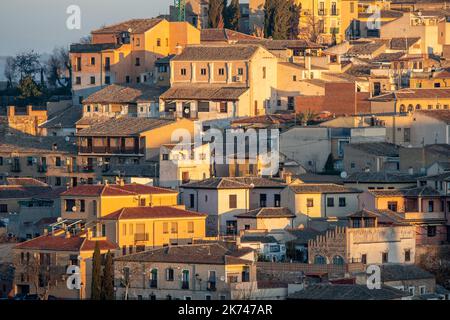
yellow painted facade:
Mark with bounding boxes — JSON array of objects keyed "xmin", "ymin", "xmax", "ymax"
[{"xmin": 105, "ymin": 216, "xmax": 206, "ymax": 250}]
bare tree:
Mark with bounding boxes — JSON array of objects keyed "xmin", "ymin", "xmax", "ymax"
[
  {"xmin": 300, "ymin": 15, "xmax": 321, "ymax": 43},
  {"xmin": 252, "ymin": 25, "xmax": 265, "ymax": 38},
  {"xmin": 24, "ymin": 253, "xmax": 61, "ymax": 300},
  {"xmin": 46, "ymin": 47, "xmax": 72, "ymax": 89}
]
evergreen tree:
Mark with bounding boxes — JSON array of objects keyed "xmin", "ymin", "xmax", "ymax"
[
  {"xmin": 209, "ymin": 0, "xmax": 225, "ymax": 28},
  {"xmin": 91, "ymin": 241, "xmax": 102, "ymax": 300},
  {"xmin": 272, "ymin": 0, "xmax": 291, "ymax": 40},
  {"xmin": 18, "ymin": 76, "xmax": 42, "ymax": 100},
  {"xmin": 264, "ymin": 0, "xmax": 276, "ymax": 38},
  {"xmin": 289, "ymin": 0, "xmax": 301, "ymax": 39},
  {"xmin": 225, "ymin": 0, "xmax": 240, "ymax": 30},
  {"xmin": 101, "ymin": 250, "xmax": 115, "ymax": 300}
]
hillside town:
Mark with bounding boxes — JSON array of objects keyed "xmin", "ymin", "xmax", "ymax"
[{"xmin": 1, "ymin": 0, "xmax": 450, "ymax": 301}]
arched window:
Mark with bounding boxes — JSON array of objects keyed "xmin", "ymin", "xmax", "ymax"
[
  {"xmin": 332, "ymin": 255, "xmax": 344, "ymax": 265},
  {"xmin": 181, "ymin": 270, "xmax": 190, "ymax": 289},
  {"xmin": 399, "ymin": 104, "xmax": 406, "ymax": 113},
  {"xmin": 407, "ymin": 104, "xmax": 414, "ymax": 112},
  {"xmin": 314, "ymin": 255, "xmax": 326, "ymax": 265},
  {"xmin": 150, "ymin": 268, "xmax": 158, "ymax": 288},
  {"xmin": 415, "ymin": 104, "xmax": 421, "ymax": 110}
]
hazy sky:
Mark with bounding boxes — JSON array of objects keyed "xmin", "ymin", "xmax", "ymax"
[{"xmin": 0, "ymin": 0, "xmax": 172, "ymax": 56}]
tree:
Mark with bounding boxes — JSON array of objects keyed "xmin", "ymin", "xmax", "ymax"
[
  {"xmin": 225, "ymin": 0, "xmax": 240, "ymax": 30},
  {"xmin": 272, "ymin": 0, "xmax": 291, "ymax": 40},
  {"xmin": 301, "ymin": 15, "xmax": 321, "ymax": 42},
  {"xmin": 46, "ymin": 47, "xmax": 72, "ymax": 89},
  {"xmin": 264, "ymin": 0, "xmax": 277, "ymax": 38},
  {"xmin": 209, "ymin": 0, "xmax": 225, "ymax": 28},
  {"xmin": 18, "ymin": 76, "xmax": 42, "ymax": 100},
  {"xmin": 4, "ymin": 56, "xmax": 16, "ymax": 89},
  {"xmin": 91, "ymin": 241, "xmax": 102, "ymax": 300},
  {"xmin": 289, "ymin": 0, "xmax": 301, "ymax": 39},
  {"xmin": 101, "ymin": 251, "xmax": 115, "ymax": 300},
  {"xmin": 13, "ymin": 50, "xmax": 41, "ymax": 81}
]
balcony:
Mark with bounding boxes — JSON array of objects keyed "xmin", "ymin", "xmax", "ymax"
[
  {"xmin": 79, "ymin": 146, "xmax": 142, "ymax": 155},
  {"xmin": 134, "ymin": 233, "xmax": 149, "ymax": 242},
  {"xmin": 318, "ymin": 9, "xmax": 327, "ymax": 16},
  {"xmin": 331, "ymin": 9, "xmax": 339, "ymax": 16}
]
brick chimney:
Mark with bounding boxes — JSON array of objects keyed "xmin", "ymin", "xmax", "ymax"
[{"xmin": 7, "ymin": 106, "xmax": 15, "ymax": 117}]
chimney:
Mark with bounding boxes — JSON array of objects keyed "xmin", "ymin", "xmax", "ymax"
[
  {"xmin": 118, "ymin": 178, "xmax": 125, "ymax": 187},
  {"xmin": 65, "ymin": 231, "xmax": 71, "ymax": 239},
  {"xmin": 43, "ymin": 229, "xmax": 48, "ymax": 236},
  {"xmin": 26, "ymin": 105, "xmax": 33, "ymax": 115},
  {"xmin": 175, "ymin": 44, "xmax": 183, "ymax": 55},
  {"xmin": 284, "ymin": 172, "xmax": 292, "ymax": 184},
  {"xmin": 7, "ymin": 106, "xmax": 15, "ymax": 117}
]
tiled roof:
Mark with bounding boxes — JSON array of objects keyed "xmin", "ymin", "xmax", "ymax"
[
  {"xmin": 294, "ymin": 173, "xmax": 344, "ymax": 184},
  {"xmin": 102, "ymin": 164, "xmax": 158, "ymax": 178},
  {"xmin": 240, "ymin": 234, "xmax": 278, "ymax": 244},
  {"xmin": 14, "ymin": 234, "xmax": 117, "ymax": 252},
  {"xmin": 423, "ymin": 144, "xmax": 450, "ymax": 157},
  {"xmin": 288, "ymin": 183, "xmax": 361, "ymax": 194},
  {"xmin": 101, "ymin": 206, "xmax": 207, "ymax": 220},
  {"xmin": 288, "ymin": 284, "xmax": 409, "ymax": 300},
  {"xmin": 389, "ymin": 37, "xmax": 421, "ymax": 50},
  {"xmin": 345, "ymin": 172, "xmax": 418, "ymax": 183},
  {"xmin": 237, "ymin": 39, "xmax": 324, "ymax": 50},
  {"xmin": 83, "ymin": 84, "xmax": 167, "ymax": 104},
  {"xmin": 69, "ymin": 43, "xmax": 122, "ymax": 53},
  {"xmin": 115, "ymin": 243, "xmax": 253, "ymax": 265},
  {"xmin": 359, "ymin": 10, "xmax": 404, "ymax": 19},
  {"xmin": 75, "ymin": 116, "xmax": 110, "ymax": 127},
  {"xmin": 235, "ymin": 207, "xmax": 294, "ymax": 219},
  {"xmin": 91, "ymin": 18, "xmax": 163, "ymax": 34},
  {"xmin": 380, "ymin": 264, "xmax": 434, "ymax": 282},
  {"xmin": 39, "ymin": 106, "xmax": 83, "ymax": 129},
  {"xmin": 181, "ymin": 177, "xmax": 285, "ymax": 189},
  {"xmin": 0, "ymin": 185, "xmax": 52, "ymax": 199},
  {"xmin": 347, "ymin": 209, "xmax": 379, "ymax": 218},
  {"xmin": 61, "ymin": 183, "xmax": 177, "ymax": 197},
  {"xmin": 172, "ymin": 45, "xmax": 261, "ymax": 61},
  {"xmin": 160, "ymin": 85, "xmax": 249, "ymax": 101},
  {"xmin": 286, "ymin": 228, "xmax": 326, "ymax": 245},
  {"xmin": 347, "ymin": 41, "xmax": 385, "ymax": 56},
  {"xmin": 0, "ymin": 135, "xmax": 77, "ymax": 154},
  {"xmin": 370, "ymin": 88, "xmax": 450, "ymax": 101},
  {"xmin": 419, "ymin": 171, "xmax": 450, "ymax": 182},
  {"xmin": 367, "ymin": 189, "xmax": 408, "ymax": 197},
  {"xmin": 347, "ymin": 142, "xmax": 400, "ymax": 157},
  {"xmin": 372, "ymin": 52, "xmax": 406, "ymax": 63},
  {"xmin": 6, "ymin": 177, "xmax": 48, "ymax": 187},
  {"xmin": 76, "ymin": 117, "xmax": 175, "ymax": 137},
  {"xmin": 232, "ymin": 114, "xmax": 296, "ymax": 125},
  {"xmin": 416, "ymin": 110, "xmax": 450, "ymax": 124},
  {"xmin": 402, "ymin": 186, "xmax": 441, "ymax": 197},
  {"xmin": 201, "ymin": 28, "xmax": 260, "ymax": 42}
]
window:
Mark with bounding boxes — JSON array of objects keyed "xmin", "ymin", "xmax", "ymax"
[
  {"xmin": 55, "ymin": 177, "xmax": 61, "ymax": 186},
  {"xmin": 150, "ymin": 269, "xmax": 158, "ymax": 288},
  {"xmin": 427, "ymin": 226, "xmax": 437, "ymax": 237},
  {"xmin": 135, "ymin": 58, "xmax": 140, "ymax": 66},
  {"xmin": 262, "ymin": 67, "xmax": 266, "ymax": 79},
  {"xmin": 387, "ymin": 201, "xmax": 398, "ymax": 212},
  {"xmin": 163, "ymin": 222, "xmax": 168, "ymax": 234},
  {"xmin": 166, "ymin": 268, "xmax": 174, "ymax": 281},
  {"xmin": 419, "ymin": 286, "xmax": 426, "ymax": 295},
  {"xmin": 136, "ymin": 77, "xmax": 140, "ymax": 83},
  {"xmin": 259, "ymin": 194, "xmax": 267, "ymax": 207},
  {"xmin": 162, "ymin": 153, "xmax": 169, "ymax": 161},
  {"xmin": 91, "ymin": 57, "xmax": 95, "ymax": 65},
  {"xmin": 65, "ymin": 199, "xmax": 75, "ymax": 212},
  {"xmin": 200, "ymin": 68, "xmax": 207, "ymax": 76},
  {"xmin": 75, "ymin": 77, "xmax": 81, "ymax": 85},
  {"xmin": 135, "ymin": 38, "xmax": 140, "ymax": 46},
  {"xmin": 339, "ymin": 197, "xmax": 346, "ymax": 207},
  {"xmin": 157, "ymin": 38, "xmax": 161, "ymax": 46},
  {"xmin": 27, "ymin": 157, "xmax": 33, "ymax": 166},
  {"xmin": 219, "ymin": 102, "xmax": 228, "ymax": 113},
  {"xmin": 306, "ymin": 198, "xmax": 314, "ymax": 207},
  {"xmin": 126, "ymin": 76, "xmax": 130, "ymax": 83},
  {"xmin": 0, "ymin": 204, "xmax": 7, "ymax": 213},
  {"xmin": 198, "ymin": 101, "xmax": 209, "ymax": 112},
  {"xmin": 218, "ymin": 68, "xmax": 225, "ymax": 76},
  {"xmin": 105, "ymin": 76, "xmax": 111, "ymax": 84},
  {"xmin": 140, "ymin": 198, "xmax": 146, "ymax": 206},
  {"xmin": 122, "ymin": 224, "xmax": 127, "ymax": 236},
  {"xmin": 405, "ymin": 249, "xmax": 411, "ymax": 262},
  {"xmin": 171, "ymin": 222, "xmax": 178, "ymax": 233},
  {"xmin": 293, "ymin": 75, "xmax": 297, "ymax": 81},
  {"xmin": 361, "ymin": 254, "xmax": 367, "ymax": 264},
  {"xmin": 80, "ymin": 200, "xmax": 85, "ymax": 212},
  {"xmin": 428, "ymin": 201, "xmax": 434, "ymax": 212},
  {"xmin": 0, "ymin": 157, "xmax": 3, "ymax": 166},
  {"xmin": 55, "ymin": 157, "xmax": 61, "ymax": 167},
  {"xmin": 327, "ymin": 198, "xmax": 335, "ymax": 207},
  {"xmin": 314, "ymin": 255, "xmax": 326, "ymax": 264},
  {"xmin": 189, "ymin": 194, "xmax": 195, "ymax": 208},
  {"xmin": 274, "ymin": 194, "xmax": 281, "ymax": 207},
  {"xmin": 90, "ymin": 76, "xmax": 95, "ymax": 85},
  {"xmin": 382, "ymin": 252, "xmax": 389, "ymax": 263},
  {"xmin": 408, "ymin": 287, "xmax": 415, "ymax": 296},
  {"xmin": 187, "ymin": 221, "xmax": 194, "ymax": 233},
  {"xmin": 181, "ymin": 68, "xmax": 187, "ymax": 76},
  {"xmin": 181, "ymin": 270, "xmax": 189, "ymax": 289},
  {"xmin": 238, "ymin": 68, "xmax": 244, "ymax": 75},
  {"xmin": 229, "ymin": 194, "xmax": 237, "ymax": 209},
  {"xmin": 332, "ymin": 255, "xmax": 344, "ymax": 265}
]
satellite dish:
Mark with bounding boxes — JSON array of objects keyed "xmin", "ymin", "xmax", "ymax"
[
  {"xmin": 72, "ymin": 206, "xmax": 77, "ymax": 212},
  {"xmin": 340, "ymin": 171, "xmax": 348, "ymax": 179},
  {"xmin": 184, "ymin": 108, "xmax": 190, "ymax": 114}
]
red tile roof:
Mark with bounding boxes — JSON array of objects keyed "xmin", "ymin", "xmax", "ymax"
[
  {"xmin": 101, "ymin": 206, "xmax": 207, "ymax": 220},
  {"xmin": 14, "ymin": 235, "xmax": 117, "ymax": 252},
  {"xmin": 61, "ymin": 183, "xmax": 177, "ymax": 197},
  {"xmin": 6, "ymin": 178, "xmax": 48, "ymax": 187}
]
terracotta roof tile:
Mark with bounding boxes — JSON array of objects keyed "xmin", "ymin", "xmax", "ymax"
[
  {"xmin": 91, "ymin": 18, "xmax": 163, "ymax": 34},
  {"xmin": 14, "ymin": 235, "xmax": 117, "ymax": 252},
  {"xmin": 289, "ymin": 183, "xmax": 361, "ymax": 194},
  {"xmin": 101, "ymin": 206, "xmax": 207, "ymax": 220},
  {"xmin": 83, "ymin": 84, "xmax": 167, "ymax": 104},
  {"xmin": 61, "ymin": 183, "xmax": 177, "ymax": 197}
]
